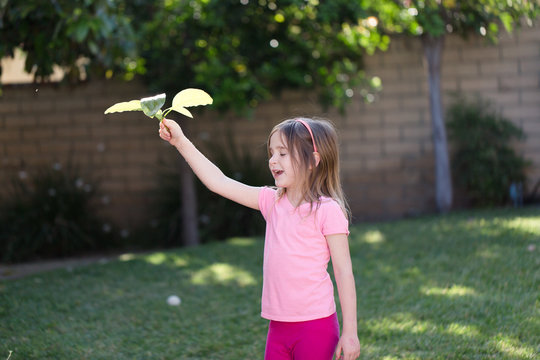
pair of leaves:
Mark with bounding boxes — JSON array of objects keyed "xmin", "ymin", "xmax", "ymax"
[{"xmin": 104, "ymin": 88, "xmax": 213, "ymax": 120}]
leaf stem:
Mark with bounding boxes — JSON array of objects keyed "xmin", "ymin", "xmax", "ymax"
[{"xmin": 162, "ymin": 108, "xmax": 173, "ymax": 118}]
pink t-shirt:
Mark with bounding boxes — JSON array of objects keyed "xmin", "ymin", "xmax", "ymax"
[{"xmin": 258, "ymin": 187, "xmax": 349, "ymax": 322}]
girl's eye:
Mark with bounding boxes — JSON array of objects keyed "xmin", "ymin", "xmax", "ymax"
[{"xmin": 280, "ymin": 153, "xmax": 286, "ymax": 157}]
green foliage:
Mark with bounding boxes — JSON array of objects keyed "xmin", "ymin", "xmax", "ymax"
[
  {"xmin": 446, "ymin": 95, "xmax": 529, "ymax": 206},
  {"xmin": 378, "ymin": 0, "xmax": 539, "ymax": 40},
  {"xmin": 0, "ymin": 0, "xmax": 141, "ymax": 83},
  {"xmin": 0, "ymin": 164, "xmax": 116, "ymax": 262},
  {"xmin": 150, "ymin": 132, "xmax": 272, "ymax": 247},
  {"xmin": 132, "ymin": 0, "xmax": 389, "ymax": 113},
  {"xmin": 1, "ymin": 207, "xmax": 539, "ymax": 358}
]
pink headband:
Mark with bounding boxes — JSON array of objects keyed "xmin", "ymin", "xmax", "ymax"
[{"xmin": 295, "ymin": 119, "xmax": 318, "ymax": 153}]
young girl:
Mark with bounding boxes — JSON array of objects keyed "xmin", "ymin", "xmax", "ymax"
[{"xmin": 159, "ymin": 117, "xmax": 361, "ymax": 360}]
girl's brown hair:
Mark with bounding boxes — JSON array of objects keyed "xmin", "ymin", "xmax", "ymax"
[{"xmin": 267, "ymin": 117, "xmax": 351, "ymax": 220}]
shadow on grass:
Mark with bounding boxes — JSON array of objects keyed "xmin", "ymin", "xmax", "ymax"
[
  {"xmin": 1, "ymin": 207, "xmax": 538, "ymax": 359},
  {"xmin": 348, "ymin": 206, "xmax": 539, "ymax": 359},
  {"xmin": 0, "ymin": 237, "xmax": 267, "ymax": 359}
]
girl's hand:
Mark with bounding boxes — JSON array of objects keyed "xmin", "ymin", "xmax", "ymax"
[
  {"xmin": 335, "ymin": 333, "xmax": 361, "ymax": 360},
  {"xmin": 159, "ymin": 118, "xmax": 185, "ymax": 147}
]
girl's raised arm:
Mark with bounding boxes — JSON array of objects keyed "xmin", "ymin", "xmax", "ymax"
[{"xmin": 159, "ymin": 118, "xmax": 261, "ymax": 210}]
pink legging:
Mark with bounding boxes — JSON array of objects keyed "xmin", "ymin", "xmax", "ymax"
[{"xmin": 264, "ymin": 313, "xmax": 340, "ymax": 360}]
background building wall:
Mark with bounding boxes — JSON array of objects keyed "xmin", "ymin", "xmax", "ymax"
[{"xmin": 1, "ymin": 25, "xmax": 539, "ymax": 230}]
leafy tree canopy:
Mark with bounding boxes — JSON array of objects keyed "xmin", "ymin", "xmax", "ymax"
[
  {"xmin": 377, "ymin": 0, "xmax": 539, "ymax": 40},
  {"xmin": 0, "ymin": 0, "xmax": 140, "ymax": 82},
  {"xmin": 1, "ymin": 0, "xmax": 391, "ymax": 112},
  {"xmin": 130, "ymin": 0, "xmax": 390, "ymax": 113}
]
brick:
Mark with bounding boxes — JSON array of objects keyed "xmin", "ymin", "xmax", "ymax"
[
  {"xmin": 382, "ymin": 81, "xmax": 423, "ymax": 96},
  {"xmin": 384, "ymin": 141, "xmax": 422, "ymax": 155},
  {"xmin": 74, "ymin": 112, "xmax": 104, "ymax": 125},
  {"xmin": 22, "ymin": 128, "xmax": 54, "ymax": 140},
  {"xmin": 365, "ymin": 157, "xmax": 401, "ymax": 171},
  {"xmin": 0, "ymin": 128, "xmax": 21, "ymax": 141},
  {"xmin": 125, "ymin": 152, "xmax": 159, "ymax": 166},
  {"xmin": 38, "ymin": 141, "xmax": 71, "ymax": 154},
  {"xmin": 55, "ymin": 97, "xmax": 89, "ymax": 111},
  {"xmin": 519, "ymin": 58, "xmax": 540, "ymax": 74},
  {"xmin": 460, "ymin": 77, "xmax": 499, "ymax": 91},
  {"xmin": 383, "ymin": 111, "xmax": 423, "ymax": 125},
  {"xmin": 11, "ymin": 142, "xmax": 40, "ymax": 156},
  {"xmin": 480, "ymin": 60, "xmax": 519, "ymax": 76},
  {"xmin": 375, "ymin": 96, "xmax": 401, "ymax": 111},
  {"xmin": 501, "ymin": 44, "xmax": 540, "ymax": 59},
  {"xmin": 363, "ymin": 184, "xmax": 403, "ymax": 202},
  {"xmin": 385, "ymin": 170, "xmax": 421, "ymax": 185},
  {"xmin": 91, "ymin": 124, "xmax": 126, "ymax": 138},
  {"xmin": 441, "ymin": 46, "xmax": 463, "ymax": 63},
  {"xmin": 400, "ymin": 96, "xmax": 430, "ymax": 110},
  {"xmin": 72, "ymin": 139, "xmax": 99, "ymax": 152},
  {"xmin": 5, "ymin": 114, "xmax": 37, "ymax": 127},
  {"xmin": 100, "ymin": 153, "xmax": 126, "ymax": 167},
  {"xmin": 22, "ymin": 99, "xmax": 54, "ymax": 113},
  {"xmin": 56, "ymin": 125, "xmax": 90, "ymax": 138},
  {"xmin": 441, "ymin": 78, "xmax": 459, "ymax": 92},
  {"xmin": 383, "ymin": 51, "xmax": 422, "ymax": 67},
  {"xmin": 484, "ymin": 92, "xmax": 520, "ymax": 106},
  {"xmin": 443, "ymin": 63, "xmax": 480, "ymax": 77},
  {"xmin": 342, "ymin": 158, "xmax": 364, "ymax": 173},
  {"xmin": 0, "ymin": 101, "xmax": 19, "ymax": 114},
  {"xmin": 462, "ymin": 45, "xmax": 501, "ymax": 62},
  {"xmin": 522, "ymin": 120, "xmax": 540, "ymax": 133},
  {"xmin": 100, "ymin": 180, "xmax": 126, "ymax": 193},
  {"xmin": 126, "ymin": 179, "xmax": 156, "ymax": 192},
  {"xmin": 499, "ymin": 75, "xmax": 539, "ymax": 91},
  {"xmin": 365, "ymin": 126, "xmax": 400, "ymax": 140},
  {"xmin": 503, "ymin": 105, "xmax": 540, "ymax": 121},
  {"xmin": 38, "ymin": 113, "xmax": 71, "ymax": 126},
  {"xmin": 347, "ymin": 141, "xmax": 383, "ymax": 156},
  {"xmin": 401, "ymin": 125, "xmax": 432, "ymax": 141},
  {"xmin": 520, "ymin": 90, "xmax": 540, "ymax": 104}
]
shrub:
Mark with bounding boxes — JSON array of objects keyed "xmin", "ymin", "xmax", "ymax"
[
  {"xmin": 446, "ymin": 95, "xmax": 529, "ymax": 207},
  {"xmin": 149, "ymin": 133, "xmax": 271, "ymax": 246},
  {"xmin": 0, "ymin": 163, "xmax": 116, "ymax": 262}
]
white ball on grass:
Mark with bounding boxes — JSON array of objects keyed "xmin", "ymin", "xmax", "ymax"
[{"xmin": 167, "ymin": 295, "xmax": 181, "ymax": 306}]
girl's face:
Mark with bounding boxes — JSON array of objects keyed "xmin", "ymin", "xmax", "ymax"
[{"xmin": 268, "ymin": 131, "xmax": 299, "ymax": 192}]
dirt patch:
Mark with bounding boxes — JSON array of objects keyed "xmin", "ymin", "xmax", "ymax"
[{"xmin": 0, "ymin": 255, "xmax": 118, "ymax": 280}]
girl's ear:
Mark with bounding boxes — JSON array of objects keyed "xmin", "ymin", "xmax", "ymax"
[{"xmin": 313, "ymin": 152, "xmax": 321, "ymax": 167}]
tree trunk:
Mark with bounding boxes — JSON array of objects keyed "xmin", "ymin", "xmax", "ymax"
[
  {"xmin": 179, "ymin": 122, "xmax": 200, "ymax": 246},
  {"xmin": 422, "ymin": 34, "xmax": 453, "ymax": 213}
]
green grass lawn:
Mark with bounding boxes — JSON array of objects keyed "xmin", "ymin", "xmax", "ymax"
[{"xmin": 1, "ymin": 207, "xmax": 539, "ymax": 360}]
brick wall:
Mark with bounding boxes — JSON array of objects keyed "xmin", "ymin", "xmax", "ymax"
[{"xmin": 1, "ymin": 25, "xmax": 539, "ymax": 231}]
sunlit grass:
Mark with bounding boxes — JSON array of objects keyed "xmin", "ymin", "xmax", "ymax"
[
  {"xmin": 421, "ymin": 284, "xmax": 478, "ymax": 297},
  {"xmin": 1, "ymin": 206, "xmax": 539, "ymax": 359},
  {"xmin": 362, "ymin": 230, "xmax": 385, "ymax": 244},
  {"xmin": 191, "ymin": 263, "xmax": 257, "ymax": 286}
]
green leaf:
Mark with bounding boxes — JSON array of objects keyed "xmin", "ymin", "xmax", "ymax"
[
  {"xmin": 155, "ymin": 109, "xmax": 164, "ymax": 121},
  {"xmin": 140, "ymin": 93, "xmax": 166, "ymax": 117},
  {"xmin": 169, "ymin": 88, "xmax": 212, "ymax": 119},
  {"xmin": 170, "ymin": 106, "xmax": 194, "ymax": 118},
  {"xmin": 172, "ymin": 88, "xmax": 213, "ymax": 109},
  {"xmin": 104, "ymin": 100, "xmax": 142, "ymax": 114}
]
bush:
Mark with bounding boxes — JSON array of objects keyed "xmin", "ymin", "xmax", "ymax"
[
  {"xmin": 0, "ymin": 163, "xmax": 117, "ymax": 263},
  {"xmin": 446, "ymin": 95, "xmax": 529, "ymax": 207},
  {"xmin": 149, "ymin": 133, "xmax": 272, "ymax": 247}
]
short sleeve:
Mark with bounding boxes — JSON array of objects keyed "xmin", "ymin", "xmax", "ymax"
[
  {"xmin": 319, "ymin": 199, "xmax": 349, "ymax": 236},
  {"xmin": 258, "ymin": 187, "xmax": 277, "ymax": 220}
]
